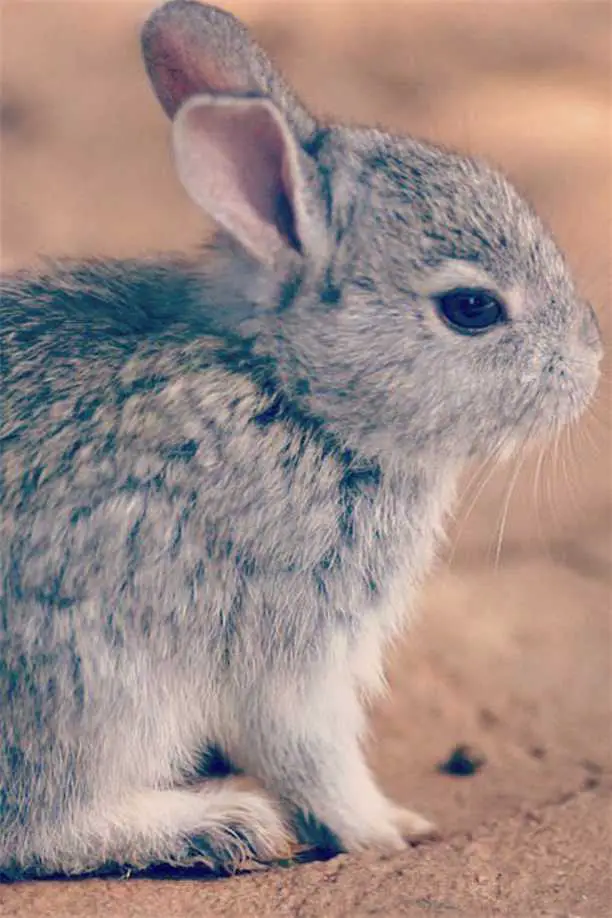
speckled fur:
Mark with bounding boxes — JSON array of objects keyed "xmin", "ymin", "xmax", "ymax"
[{"xmin": 0, "ymin": 1, "xmax": 602, "ymax": 877}]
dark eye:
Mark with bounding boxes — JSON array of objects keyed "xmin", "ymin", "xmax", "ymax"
[{"xmin": 435, "ymin": 287, "xmax": 508, "ymax": 335}]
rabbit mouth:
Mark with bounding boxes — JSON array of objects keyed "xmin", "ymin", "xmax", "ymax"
[
  {"xmin": 518, "ymin": 377, "xmax": 599, "ymax": 453},
  {"xmin": 547, "ymin": 351, "xmax": 601, "ymax": 420},
  {"xmin": 485, "ymin": 360, "xmax": 601, "ymax": 463}
]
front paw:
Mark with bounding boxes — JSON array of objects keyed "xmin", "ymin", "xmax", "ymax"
[
  {"xmin": 341, "ymin": 823, "xmax": 408, "ymax": 854},
  {"xmin": 392, "ymin": 805, "xmax": 439, "ymax": 842},
  {"xmin": 294, "ymin": 810, "xmax": 407, "ymax": 855}
]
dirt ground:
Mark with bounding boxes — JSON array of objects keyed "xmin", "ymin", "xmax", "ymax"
[{"xmin": 1, "ymin": 1, "xmax": 611, "ymax": 916}]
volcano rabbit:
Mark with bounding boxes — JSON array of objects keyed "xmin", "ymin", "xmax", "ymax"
[{"xmin": 0, "ymin": 0, "xmax": 602, "ymax": 877}]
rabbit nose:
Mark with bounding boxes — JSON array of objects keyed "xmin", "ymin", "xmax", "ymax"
[{"xmin": 580, "ymin": 302, "xmax": 604, "ymax": 360}]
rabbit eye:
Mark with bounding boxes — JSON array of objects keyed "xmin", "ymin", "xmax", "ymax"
[{"xmin": 435, "ymin": 287, "xmax": 508, "ymax": 335}]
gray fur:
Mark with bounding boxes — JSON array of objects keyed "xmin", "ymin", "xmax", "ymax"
[{"xmin": 0, "ymin": 0, "xmax": 602, "ymax": 877}]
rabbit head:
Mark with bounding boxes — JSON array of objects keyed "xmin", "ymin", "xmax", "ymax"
[{"xmin": 143, "ymin": 1, "xmax": 602, "ymax": 466}]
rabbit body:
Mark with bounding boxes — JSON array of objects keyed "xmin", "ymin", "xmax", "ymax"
[
  {"xmin": 1, "ymin": 253, "xmax": 451, "ymax": 873},
  {"xmin": 0, "ymin": 1, "xmax": 602, "ymax": 876}
]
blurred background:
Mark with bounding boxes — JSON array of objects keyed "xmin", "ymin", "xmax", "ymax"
[{"xmin": 1, "ymin": 0, "xmax": 610, "ymax": 851}]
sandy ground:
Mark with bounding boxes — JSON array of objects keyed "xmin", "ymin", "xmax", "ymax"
[{"xmin": 1, "ymin": 1, "xmax": 611, "ymax": 915}]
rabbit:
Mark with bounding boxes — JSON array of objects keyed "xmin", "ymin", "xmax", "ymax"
[{"xmin": 0, "ymin": 0, "xmax": 603, "ymax": 879}]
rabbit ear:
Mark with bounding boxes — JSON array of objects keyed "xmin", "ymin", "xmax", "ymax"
[
  {"xmin": 172, "ymin": 94, "xmax": 318, "ymax": 263},
  {"xmin": 141, "ymin": 0, "xmax": 316, "ymax": 140}
]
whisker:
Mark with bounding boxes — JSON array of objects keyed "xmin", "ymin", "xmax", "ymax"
[
  {"xmin": 448, "ymin": 455, "xmax": 498, "ymax": 565},
  {"xmin": 532, "ymin": 440, "xmax": 554, "ymax": 564},
  {"xmin": 559, "ymin": 425, "xmax": 582, "ymax": 522},
  {"xmin": 448, "ymin": 432, "xmax": 516, "ymax": 566},
  {"xmin": 548, "ymin": 421, "xmax": 565, "ymax": 535},
  {"xmin": 492, "ymin": 438, "xmax": 529, "ymax": 571}
]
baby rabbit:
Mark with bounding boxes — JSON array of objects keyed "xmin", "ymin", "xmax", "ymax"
[{"xmin": 0, "ymin": 0, "xmax": 602, "ymax": 878}]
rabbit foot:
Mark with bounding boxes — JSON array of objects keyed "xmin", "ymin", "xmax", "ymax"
[{"xmin": 392, "ymin": 805, "xmax": 439, "ymax": 842}]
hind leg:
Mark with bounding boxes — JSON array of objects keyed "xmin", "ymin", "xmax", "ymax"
[
  {"xmin": 16, "ymin": 777, "xmax": 290, "ymax": 877},
  {"xmin": 2, "ymin": 669, "xmax": 290, "ymax": 877}
]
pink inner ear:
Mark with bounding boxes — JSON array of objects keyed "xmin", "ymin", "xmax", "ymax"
[
  {"xmin": 146, "ymin": 30, "xmax": 250, "ymax": 118},
  {"xmin": 174, "ymin": 98, "xmax": 299, "ymax": 261}
]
